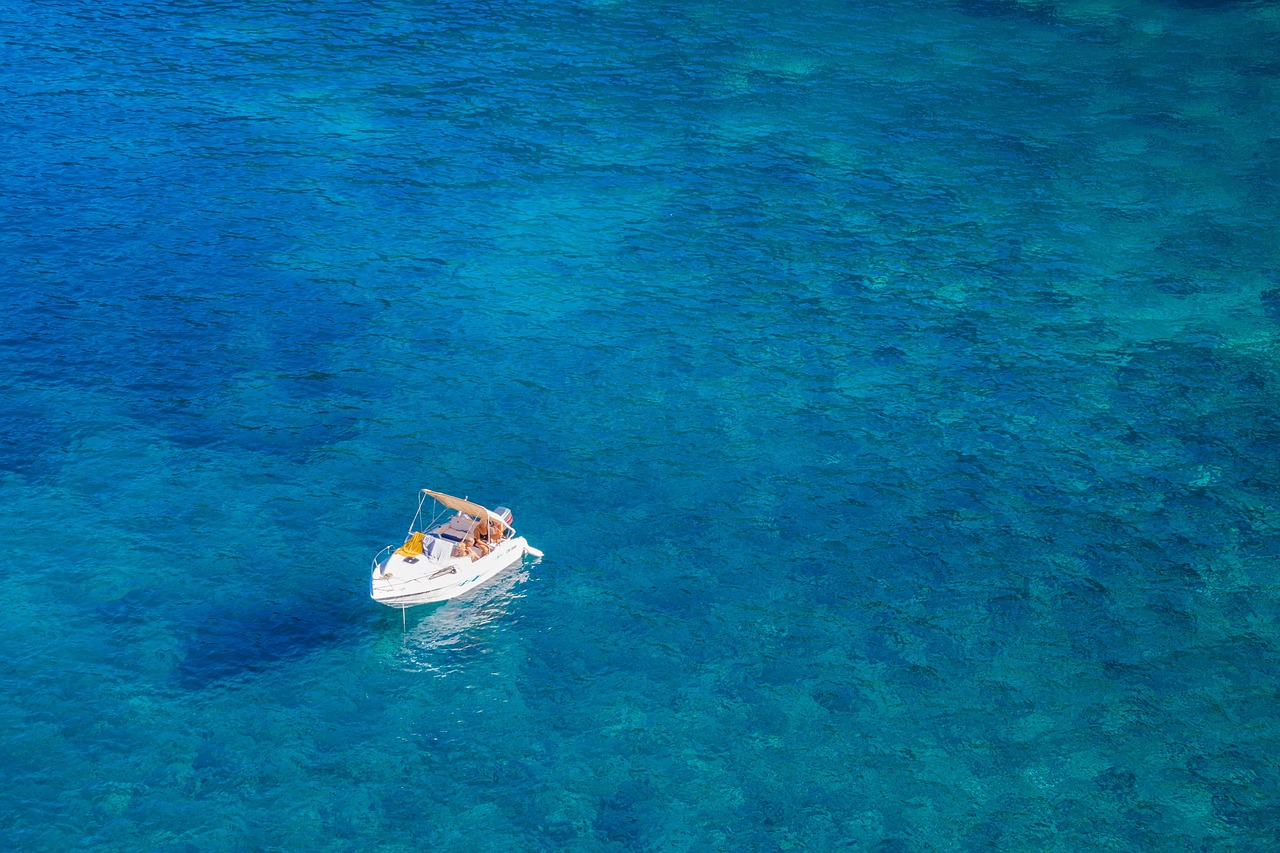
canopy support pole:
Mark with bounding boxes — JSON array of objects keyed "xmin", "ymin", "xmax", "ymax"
[{"xmin": 407, "ymin": 490, "xmax": 428, "ymax": 539}]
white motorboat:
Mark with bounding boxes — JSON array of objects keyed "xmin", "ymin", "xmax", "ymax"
[{"xmin": 370, "ymin": 489, "xmax": 543, "ymax": 608}]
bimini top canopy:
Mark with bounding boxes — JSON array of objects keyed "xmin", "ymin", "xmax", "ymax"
[{"xmin": 422, "ymin": 489, "xmax": 504, "ymax": 523}]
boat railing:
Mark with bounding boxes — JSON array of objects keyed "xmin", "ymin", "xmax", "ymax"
[{"xmin": 372, "ymin": 544, "xmax": 396, "ymax": 573}]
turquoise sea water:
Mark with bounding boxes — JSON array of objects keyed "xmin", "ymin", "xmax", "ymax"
[{"xmin": 3, "ymin": 0, "xmax": 1279, "ymax": 848}]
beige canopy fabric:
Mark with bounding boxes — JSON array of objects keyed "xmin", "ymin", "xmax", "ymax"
[{"xmin": 422, "ymin": 489, "xmax": 501, "ymax": 522}]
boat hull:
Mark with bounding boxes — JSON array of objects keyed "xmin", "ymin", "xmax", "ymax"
[{"xmin": 370, "ymin": 536, "xmax": 532, "ymax": 608}]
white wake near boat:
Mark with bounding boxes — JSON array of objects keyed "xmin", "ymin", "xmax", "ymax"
[{"xmin": 370, "ymin": 489, "xmax": 543, "ymax": 608}]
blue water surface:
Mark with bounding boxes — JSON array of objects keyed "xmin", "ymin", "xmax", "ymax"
[{"xmin": 2, "ymin": 0, "xmax": 1279, "ymax": 848}]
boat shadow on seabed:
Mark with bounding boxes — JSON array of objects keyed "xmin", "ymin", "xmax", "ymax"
[
  {"xmin": 172, "ymin": 591, "xmax": 364, "ymax": 689},
  {"xmin": 386, "ymin": 561, "xmax": 531, "ymax": 675}
]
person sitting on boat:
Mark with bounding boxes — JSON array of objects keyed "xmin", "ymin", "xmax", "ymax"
[
  {"xmin": 453, "ymin": 533, "xmax": 489, "ymax": 561},
  {"xmin": 475, "ymin": 518, "xmax": 503, "ymax": 546}
]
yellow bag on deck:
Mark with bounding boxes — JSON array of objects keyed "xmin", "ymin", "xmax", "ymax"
[{"xmin": 394, "ymin": 531, "xmax": 425, "ymax": 557}]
